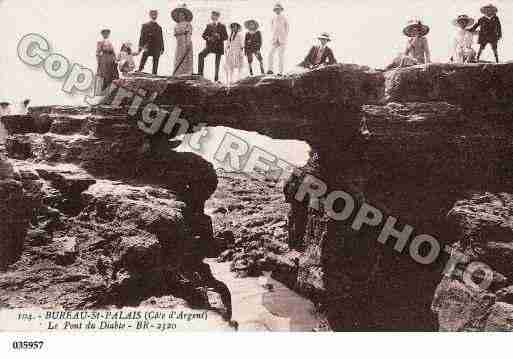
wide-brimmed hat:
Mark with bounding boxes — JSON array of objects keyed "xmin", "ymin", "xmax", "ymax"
[
  {"xmin": 273, "ymin": 3, "xmax": 284, "ymax": 11},
  {"xmin": 481, "ymin": 3, "xmax": 498, "ymax": 15},
  {"xmin": 171, "ymin": 4, "xmax": 193, "ymax": 22},
  {"xmin": 244, "ymin": 19, "xmax": 259, "ymax": 30},
  {"xmin": 403, "ymin": 20, "xmax": 430, "ymax": 37},
  {"xmin": 0, "ymin": 101, "xmax": 10, "ymax": 106},
  {"xmin": 318, "ymin": 32, "xmax": 331, "ymax": 42},
  {"xmin": 230, "ymin": 22, "xmax": 242, "ymax": 31},
  {"xmin": 452, "ymin": 15, "xmax": 475, "ymax": 27},
  {"xmin": 211, "ymin": 10, "xmax": 221, "ymax": 17}
]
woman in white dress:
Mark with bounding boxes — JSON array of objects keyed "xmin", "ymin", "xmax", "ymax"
[
  {"xmin": 171, "ymin": 4, "xmax": 194, "ymax": 76},
  {"xmin": 451, "ymin": 15, "xmax": 476, "ymax": 63},
  {"xmin": 224, "ymin": 22, "xmax": 244, "ymax": 85},
  {"xmin": 117, "ymin": 42, "xmax": 136, "ymax": 76}
]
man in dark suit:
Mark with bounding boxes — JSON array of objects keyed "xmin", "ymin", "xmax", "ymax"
[
  {"xmin": 138, "ymin": 9, "xmax": 165, "ymax": 75},
  {"xmin": 469, "ymin": 4, "xmax": 502, "ymax": 63},
  {"xmin": 198, "ymin": 11, "xmax": 228, "ymax": 82},
  {"xmin": 299, "ymin": 33, "xmax": 337, "ymax": 69}
]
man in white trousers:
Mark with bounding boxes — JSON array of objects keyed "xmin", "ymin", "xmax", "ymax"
[{"xmin": 267, "ymin": 3, "xmax": 289, "ymax": 76}]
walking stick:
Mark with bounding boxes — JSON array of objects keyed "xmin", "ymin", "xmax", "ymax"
[{"xmin": 172, "ymin": 44, "xmax": 192, "ymax": 76}]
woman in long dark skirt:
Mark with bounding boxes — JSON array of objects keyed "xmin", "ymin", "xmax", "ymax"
[{"xmin": 96, "ymin": 28, "xmax": 119, "ymax": 91}]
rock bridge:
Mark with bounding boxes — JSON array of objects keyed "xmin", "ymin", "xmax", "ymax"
[{"xmin": 3, "ymin": 62, "xmax": 513, "ymax": 330}]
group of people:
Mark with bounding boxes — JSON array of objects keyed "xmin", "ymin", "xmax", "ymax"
[
  {"xmin": 388, "ymin": 3, "xmax": 502, "ymax": 70},
  {"xmin": 95, "ymin": 2, "xmax": 504, "ymax": 88},
  {"xmin": 95, "ymin": 3, "xmax": 338, "ymax": 87}
]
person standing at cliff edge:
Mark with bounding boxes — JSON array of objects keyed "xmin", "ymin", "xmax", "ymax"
[
  {"xmin": 96, "ymin": 28, "xmax": 119, "ymax": 91},
  {"xmin": 403, "ymin": 20, "xmax": 431, "ymax": 65},
  {"xmin": 469, "ymin": 4, "xmax": 502, "ymax": 63},
  {"xmin": 172, "ymin": 4, "xmax": 194, "ymax": 76},
  {"xmin": 138, "ymin": 9, "xmax": 165, "ymax": 75},
  {"xmin": 451, "ymin": 15, "xmax": 476, "ymax": 64},
  {"xmin": 267, "ymin": 3, "xmax": 289, "ymax": 76},
  {"xmin": 244, "ymin": 20, "xmax": 265, "ymax": 76},
  {"xmin": 224, "ymin": 22, "xmax": 245, "ymax": 85},
  {"xmin": 198, "ymin": 11, "xmax": 228, "ymax": 82}
]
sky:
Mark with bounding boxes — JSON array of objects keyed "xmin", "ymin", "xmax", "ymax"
[{"xmin": 1, "ymin": 0, "xmax": 511, "ymax": 165}]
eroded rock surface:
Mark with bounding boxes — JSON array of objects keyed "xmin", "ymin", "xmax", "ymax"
[
  {"xmin": 0, "ymin": 155, "xmax": 29, "ymax": 270},
  {"xmin": 3, "ymin": 63, "xmax": 513, "ymax": 330},
  {"xmin": 431, "ymin": 193, "xmax": 513, "ymax": 331},
  {"xmin": 0, "ymin": 107, "xmax": 222, "ymax": 312}
]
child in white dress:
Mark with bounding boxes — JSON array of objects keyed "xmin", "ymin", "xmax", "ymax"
[
  {"xmin": 224, "ymin": 22, "xmax": 244, "ymax": 85},
  {"xmin": 117, "ymin": 42, "xmax": 137, "ymax": 76},
  {"xmin": 451, "ymin": 15, "xmax": 476, "ymax": 63}
]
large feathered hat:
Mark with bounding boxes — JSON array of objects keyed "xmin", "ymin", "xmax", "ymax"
[
  {"xmin": 452, "ymin": 14, "xmax": 475, "ymax": 28},
  {"xmin": 171, "ymin": 4, "xmax": 193, "ymax": 23},
  {"xmin": 244, "ymin": 19, "xmax": 259, "ymax": 30},
  {"xmin": 403, "ymin": 19, "xmax": 430, "ymax": 37}
]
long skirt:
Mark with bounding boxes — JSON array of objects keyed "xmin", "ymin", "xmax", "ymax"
[
  {"xmin": 174, "ymin": 39, "xmax": 194, "ymax": 76},
  {"xmin": 97, "ymin": 53, "xmax": 119, "ymax": 90},
  {"xmin": 225, "ymin": 47, "xmax": 244, "ymax": 71}
]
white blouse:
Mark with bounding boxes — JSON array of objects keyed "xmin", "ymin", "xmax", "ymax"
[{"xmin": 454, "ymin": 29, "xmax": 474, "ymax": 53}]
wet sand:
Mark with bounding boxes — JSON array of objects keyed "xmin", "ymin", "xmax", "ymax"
[{"xmin": 207, "ymin": 259, "xmax": 323, "ymax": 331}]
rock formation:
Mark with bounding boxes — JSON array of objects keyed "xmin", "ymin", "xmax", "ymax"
[
  {"xmin": 3, "ymin": 62, "xmax": 513, "ymax": 330},
  {"xmin": 0, "ymin": 155, "xmax": 29, "ymax": 270},
  {"xmin": 0, "ymin": 106, "xmax": 222, "ymax": 310}
]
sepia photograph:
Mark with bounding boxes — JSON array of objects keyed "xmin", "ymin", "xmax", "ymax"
[{"xmin": 1, "ymin": 0, "xmax": 513, "ymax": 356}]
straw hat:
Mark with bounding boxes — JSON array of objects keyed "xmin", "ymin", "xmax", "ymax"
[
  {"xmin": 171, "ymin": 4, "xmax": 193, "ymax": 23},
  {"xmin": 403, "ymin": 20, "xmax": 430, "ymax": 37},
  {"xmin": 452, "ymin": 14, "xmax": 475, "ymax": 28},
  {"xmin": 244, "ymin": 19, "xmax": 259, "ymax": 30},
  {"xmin": 318, "ymin": 32, "xmax": 331, "ymax": 42},
  {"xmin": 480, "ymin": 3, "xmax": 498, "ymax": 15},
  {"xmin": 274, "ymin": 3, "xmax": 284, "ymax": 11}
]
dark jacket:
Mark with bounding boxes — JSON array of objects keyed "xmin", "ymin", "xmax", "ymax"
[
  {"xmin": 244, "ymin": 31, "xmax": 262, "ymax": 54},
  {"xmin": 202, "ymin": 22, "xmax": 229, "ymax": 54},
  {"xmin": 469, "ymin": 15, "xmax": 502, "ymax": 45},
  {"xmin": 299, "ymin": 45, "xmax": 337, "ymax": 68},
  {"xmin": 139, "ymin": 21, "xmax": 164, "ymax": 55}
]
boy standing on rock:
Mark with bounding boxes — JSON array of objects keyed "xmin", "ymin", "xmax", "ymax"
[
  {"xmin": 244, "ymin": 20, "xmax": 265, "ymax": 76},
  {"xmin": 469, "ymin": 4, "xmax": 502, "ymax": 63}
]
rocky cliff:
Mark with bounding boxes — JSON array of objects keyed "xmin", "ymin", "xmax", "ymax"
[
  {"xmin": 0, "ymin": 105, "xmax": 227, "ymax": 313},
  {"xmin": 3, "ymin": 63, "xmax": 513, "ymax": 330}
]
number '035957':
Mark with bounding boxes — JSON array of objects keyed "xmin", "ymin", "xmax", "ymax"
[{"xmin": 12, "ymin": 341, "xmax": 44, "ymax": 350}]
